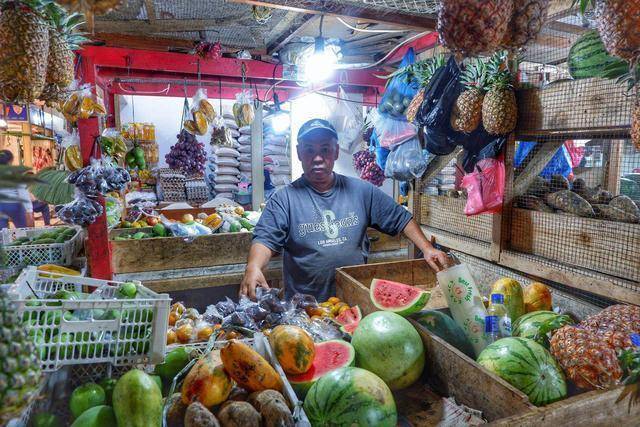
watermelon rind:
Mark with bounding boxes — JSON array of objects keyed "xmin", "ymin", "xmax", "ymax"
[
  {"xmin": 303, "ymin": 367, "xmax": 397, "ymax": 427},
  {"xmin": 288, "ymin": 340, "xmax": 355, "ymax": 398},
  {"xmin": 477, "ymin": 337, "xmax": 567, "ymax": 406},
  {"xmin": 512, "ymin": 310, "xmax": 559, "ymax": 340},
  {"xmin": 332, "ymin": 306, "xmax": 362, "ymax": 335},
  {"xmin": 413, "ymin": 309, "xmax": 475, "ymax": 359},
  {"xmin": 568, "ymin": 30, "xmax": 629, "ymax": 80},
  {"xmin": 370, "ymin": 278, "xmax": 430, "ymax": 316}
]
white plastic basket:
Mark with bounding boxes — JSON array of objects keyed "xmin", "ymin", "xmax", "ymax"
[
  {"xmin": 7, "ymin": 267, "xmax": 171, "ymax": 372},
  {"xmin": 1, "ymin": 226, "xmax": 83, "ymax": 268}
]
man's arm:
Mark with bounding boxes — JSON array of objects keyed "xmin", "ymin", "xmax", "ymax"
[
  {"xmin": 240, "ymin": 243, "xmax": 278, "ymax": 300},
  {"xmin": 402, "ymin": 219, "xmax": 449, "ymax": 272}
]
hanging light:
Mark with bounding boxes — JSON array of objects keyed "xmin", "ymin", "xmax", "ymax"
[
  {"xmin": 302, "ymin": 15, "xmax": 340, "ymax": 83},
  {"xmin": 268, "ymin": 93, "xmax": 290, "ymax": 134}
]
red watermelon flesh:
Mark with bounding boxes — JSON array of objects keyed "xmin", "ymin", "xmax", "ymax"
[
  {"xmin": 287, "ymin": 340, "xmax": 355, "ymax": 398},
  {"xmin": 333, "ymin": 306, "xmax": 361, "ymax": 335},
  {"xmin": 370, "ymin": 278, "xmax": 430, "ymax": 316}
]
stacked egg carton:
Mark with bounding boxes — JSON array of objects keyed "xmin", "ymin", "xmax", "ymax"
[
  {"xmin": 205, "ymin": 113, "xmax": 242, "ymax": 199},
  {"xmin": 263, "ymin": 115, "xmax": 291, "ymax": 190}
]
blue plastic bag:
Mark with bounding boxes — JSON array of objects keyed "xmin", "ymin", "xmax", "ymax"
[
  {"xmin": 371, "ymin": 130, "xmax": 390, "ymax": 171},
  {"xmin": 514, "ymin": 141, "xmax": 572, "ymax": 178},
  {"xmin": 378, "ymin": 48, "xmax": 420, "ymax": 120}
]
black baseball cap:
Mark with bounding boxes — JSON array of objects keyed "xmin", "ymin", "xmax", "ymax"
[{"xmin": 297, "ymin": 119, "xmax": 338, "ymax": 143}]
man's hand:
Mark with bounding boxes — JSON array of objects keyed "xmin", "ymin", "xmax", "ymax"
[
  {"xmin": 423, "ymin": 247, "xmax": 450, "ymax": 272},
  {"xmin": 240, "ymin": 265, "xmax": 270, "ymax": 300}
]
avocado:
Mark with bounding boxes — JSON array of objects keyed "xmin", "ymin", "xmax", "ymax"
[
  {"xmin": 55, "ymin": 235, "xmax": 66, "ymax": 243},
  {"xmin": 34, "ymin": 238, "xmax": 56, "ymax": 244}
]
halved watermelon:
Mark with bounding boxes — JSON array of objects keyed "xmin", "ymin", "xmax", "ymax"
[
  {"xmin": 287, "ymin": 340, "xmax": 355, "ymax": 398},
  {"xmin": 370, "ymin": 279, "xmax": 429, "ymax": 316},
  {"xmin": 333, "ymin": 306, "xmax": 361, "ymax": 335}
]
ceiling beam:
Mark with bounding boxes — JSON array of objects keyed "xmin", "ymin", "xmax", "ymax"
[
  {"xmin": 89, "ymin": 33, "xmax": 195, "ymax": 52},
  {"xmin": 267, "ymin": 14, "xmax": 317, "ymax": 54},
  {"xmin": 93, "ymin": 17, "xmax": 246, "ymax": 33},
  {"xmin": 143, "ymin": 0, "xmax": 156, "ymax": 23},
  {"xmin": 229, "ymin": 0, "xmax": 436, "ymax": 30}
]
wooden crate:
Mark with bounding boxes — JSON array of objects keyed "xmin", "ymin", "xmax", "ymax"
[
  {"xmin": 509, "ymin": 208, "xmax": 640, "ymax": 284},
  {"xmin": 110, "ymin": 232, "xmax": 253, "ymax": 274},
  {"xmin": 336, "ymin": 258, "xmax": 640, "ymax": 424},
  {"xmin": 420, "ymin": 196, "xmax": 493, "ymax": 243}
]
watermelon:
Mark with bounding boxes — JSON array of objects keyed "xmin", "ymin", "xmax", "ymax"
[
  {"xmin": 413, "ymin": 310, "xmax": 475, "ymax": 358},
  {"xmin": 287, "ymin": 340, "xmax": 355, "ymax": 398},
  {"xmin": 333, "ymin": 305, "xmax": 361, "ymax": 335},
  {"xmin": 477, "ymin": 337, "xmax": 567, "ymax": 406},
  {"xmin": 351, "ymin": 311, "xmax": 425, "ymax": 390},
  {"xmin": 568, "ymin": 30, "xmax": 629, "ymax": 80},
  {"xmin": 304, "ymin": 367, "xmax": 397, "ymax": 427},
  {"xmin": 370, "ymin": 278, "xmax": 429, "ymax": 316},
  {"xmin": 512, "ymin": 310, "xmax": 559, "ymax": 340}
]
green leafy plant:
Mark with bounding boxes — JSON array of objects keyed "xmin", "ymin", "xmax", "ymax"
[
  {"xmin": 616, "ymin": 346, "xmax": 640, "ymax": 410},
  {"xmin": 533, "ymin": 314, "xmax": 575, "ymax": 348}
]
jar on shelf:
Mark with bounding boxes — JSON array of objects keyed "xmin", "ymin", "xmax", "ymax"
[{"xmin": 140, "ymin": 140, "xmax": 159, "ymax": 165}]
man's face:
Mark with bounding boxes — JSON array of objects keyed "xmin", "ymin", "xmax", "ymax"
[{"xmin": 296, "ymin": 134, "xmax": 339, "ymax": 184}]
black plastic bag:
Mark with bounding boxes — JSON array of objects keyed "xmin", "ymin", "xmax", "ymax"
[{"xmin": 460, "ymin": 126, "xmax": 507, "ymax": 173}]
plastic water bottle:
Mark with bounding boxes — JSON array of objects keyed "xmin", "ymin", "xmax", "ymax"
[{"xmin": 485, "ymin": 293, "xmax": 512, "ymax": 344}]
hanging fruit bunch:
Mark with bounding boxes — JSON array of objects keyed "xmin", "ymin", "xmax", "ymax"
[
  {"xmin": 406, "ymin": 54, "xmax": 446, "ymax": 123},
  {"xmin": 40, "ymin": 3, "xmax": 89, "ymax": 108},
  {"xmin": 0, "ymin": 0, "xmax": 51, "ymax": 103},
  {"xmin": 437, "ymin": 0, "xmax": 513, "ymax": 56},
  {"xmin": 353, "ymin": 150, "xmax": 385, "ymax": 187},
  {"xmin": 482, "ymin": 51, "xmax": 518, "ymax": 136},
  {"xmin": 233, "ymin": 89, "xmax": 255, "ymax": 127},
  {"xmin": 56, "ymin": 0, "xmax": 123, "ymax": 32},
  {"xmin": 195, "ymin": 41, "xmax": 222, "ymax": 60},
  {"xmin": 450, "ymin": 58, "xmax": 488, "ymax": 134},
  {"xmin": 500, "ymin": 0, "xmax": 550, "ymax": 50},
  {"xmin": 61, "ymin": 85, "xmax": 107, "ymax": 123},
  {"xmin": 166, "ymin": 130, "xmax": 207, "ymax": 176},
  {"xmin": 184, "ymin": 89, "xmax": 216, "ymax": 136},
  {"xmin": 125, "ymin": 145, "xmax": 146, "ymax": 170}
]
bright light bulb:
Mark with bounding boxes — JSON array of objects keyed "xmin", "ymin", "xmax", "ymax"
[
  {"xmin": 0, "ymin": 119, "xmax": 7, "ymax": 131},
  {"xmin": 270, "ymin": 112, "xmax": 290, "ymax": 134},
  {"xmin": 303, "ymin": 39, "xmax": 339, "ymax": 83}
]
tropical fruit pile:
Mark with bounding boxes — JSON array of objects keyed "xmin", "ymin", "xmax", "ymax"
[{"xmin": 6, "ymin": 226, "xmax": 77, "ymax": 246}]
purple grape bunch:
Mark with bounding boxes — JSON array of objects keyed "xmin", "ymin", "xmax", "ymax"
[
  {"xmin": 166, "ymin": 129, "xmax": 207, "ymax": 175},
  {"xmin": 353, "ymin": 149, "xmax": 384, "ymax": 186}
]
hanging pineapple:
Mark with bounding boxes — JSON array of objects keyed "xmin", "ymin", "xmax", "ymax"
[
  {"xmin": 436, "ymin": 0, "xmax": 513, "ymax": 56},
  {"xmin": 616, "ymin": 63, "xmax": 640, "ymax": 149},
  {"xmin": 575, "ymin": 0, "xmax": 640, "ymax": 62},
  {"xmin": 482, "ymin": 51, "xmax": 518, "ymax": 135},
  {"xmin": 0, "ymin": 0, "xmax": 51, "ymax": 103},
  {"xmin": 40, "ymin": 4, "xmax": 88, "ymax": 107},
  {"xmin": 406, "ymin": 55, "xmax": 446, "ymax": 122},
  {"xmin": 450, "ymin": 58, "xmax": 488, "ymax": 133},
  {"xmin": 501, "ymin": 0, "xmax": 551, "ymax": 50}
]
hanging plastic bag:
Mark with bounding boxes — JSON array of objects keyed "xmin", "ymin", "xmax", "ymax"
[
  {"xmin": 191, "ymin": 88, "xmax": 216, "ymax": 123},
  {"xmin": 233, "ymin": 90, "xmax": 255, "ymax": 127},
  {"xmin": 328, "ymin": 87, "xmax": 362, "ymax": 153},
  {"xmin": 60, "ymin": 81, "xmax": 106, "ymax": 124},
  {"xmin": 460, "ymin": 128, "xmax": 507, "ymax": 173},
  {"xmin": 461, "ymin": 155, "xmax": 505, "ymax": 216},
  {"xmin": 378, "ymin": 48, "xmax": 420, "ymax": 120},
  {"xmin": 384, "ymin": 137, "xmax": 429, "ymax": 181},
  {"xmin": 62, "ymin": 129, "xmax": 83, "ymax": 171},
  {"xmin": 105, "ymin": 195, "xmax": 123, "ymax": 229},
  {"xmin": 514, "ymin": 141, "xmax": 577, "ymax": 179},
  {"xmin": 67, "ymin": 157, "xmax": 130, "ymax": 196},
  {"xmin": 368, "ymin": 109, "xmax": 417, "ymax": 148},
  {"xmin": 100, "ymin": 127, "xmax": 128, "ymax": 162},
  {"xmin": 56, "ymin": 190, "xmax": 104, "ymax": 227}
]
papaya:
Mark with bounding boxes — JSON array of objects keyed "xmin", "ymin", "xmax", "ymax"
[
  {"xmin": 70, "ymin": 405, "xmax": 116, "ymax": 427},
  {"xmin": 113, "ymin": 369, "xmax": 163, "ymax": 427},
  {"xmin": 181, "ymin": 352, "xmax": 232, "ymax": 406},
  {"xmin": 220, "ymin": 340, "xmax": 283, "ymax": 393},
  {"xmin": 491, "ymin": 278, "xmax": 525, "ymax": 322},
  {"xmin": 268, "ymin": 325, "xmax": 315, "ymax": 375}
]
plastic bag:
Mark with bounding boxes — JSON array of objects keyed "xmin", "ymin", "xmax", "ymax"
[
  {"xmin": 514, "ymin": 141, "xmax": 575, "ymax": 179},
  {"xmin": 160, "ymin": 215, "xmax": 212, "ymax": 237},
  {"xmin": 384, "ymin": 137, "xmax": 429, "ymax": 181},
  {"xmin": 368, "ymin": 108, "xmax": 417, "ymax": 148},
  {"xmin": 211, "ymin": 117, "xmax": 234, "ymax": 147},
  {"xmin": 329, "ymin": 87, "xmax": 362, "ymax": 153},
  {"xmin": 60, "ymin": 81, "xmax": 106, "ymax": 124},
  {"xmin": 378, "ymin": 48, "xmax": 420, "ymax": 120},
  {"xmin": 100, "ymin": 128, "xmax": 128, "ymax": 161},
  {"xmin": 105, "ymin": 196, "xmax": 122, "ymax": 229},
  {"xmin": 461, "ymin": 155, "xmax": 505, "ymax": 216},
  {"xmin": 460, "ymin": 127, "xmax": 507, "ymax": 172},
  {"xmin": 67, "ymin": 157, "xmax": 130, "ymax": 196},
  {"xmin": 233, "ymin": 90, "xmax": 255, "ymax": 127},
  {"xmin": 56, "ymin": 190, "xmax": 104, "ymax": 226}
]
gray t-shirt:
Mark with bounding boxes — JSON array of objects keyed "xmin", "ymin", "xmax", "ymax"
[{"xmin": 253, "ymin": 173, "xmax": 413, "ymax": 302}]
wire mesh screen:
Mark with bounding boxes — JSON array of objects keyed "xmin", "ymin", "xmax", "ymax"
[
  {"xmin": 360, "ymin": 0, "xmax": 438, "ymax": 14},
  {"xmin": 510, "ymin": 137, "xmax": 640, "ymax": 289}
]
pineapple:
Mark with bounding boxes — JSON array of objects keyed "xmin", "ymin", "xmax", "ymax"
[
  {"xmin": 451, "ymin": 58, "xmax": 487, "ymax": 133},
  {"xmin": 633, "ymin": 101, "xmax": 640, "ymax": 150},
  {"xmin": 0, "ymin": 286, "xmax": 42, "ymax": 424},
  {"xmin": 579, "ymin": 304, "xmax": 640, "ymax": 336},
  {"xmin": 501, "ymin": 0, "xmax": 551, "ymax": 49},
  {"xmin": 0, "ymin": 0, "xmax": 50, "ymax": 103},
  {"xmin": 482, "ymin": 51, "xmax": 518, "ymax": 135},
  {"xmin": 437, "ymin": 0, "xmax": 513, "ymax": 56},
  {"xmin": 615, "ymin": 63, "xmax": 640, "ymax": 149},
  {"xmin": 406, "ymin": 55, "xmax": 446, "ymax": 122},
  {"xmin": 40, "ymin": 4, "xmax": 88, "ymax": 106}
]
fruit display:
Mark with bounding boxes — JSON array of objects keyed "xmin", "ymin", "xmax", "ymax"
[
  {"xmin": 166, "ymin": 130, "xmax": 207, "ymax": 175},
  {"xmin": 113, "ymin": 369, "xmax": 163, "ymax": 427},
  {"xmin": 125, "ymin": 145, "xmax": 147, "ymax": 170},
  {"xmin": 112, "ymin": 223, "xmax": 169, "ymax": 241},
  {"xmin": 378, "ymin": 88, "xmax": 414, "ymax": 119},
  {"xmin": 523, "ymin": 282, "xmax": 553, "ymax": 312},
  {"xmin": 303, "ymin": 367, "xmax": 397, "ymax": 427},
  {"xmin": 6, "ymin": 226, "xmax": 77, "ymax": 246},
  {"xmin": 413, "ymin": 309, "xmax": 476, "ymax": 358},
  {"xmin": 61, "ymin": 90, "xmax": 107, "ymax": 123},
  {"xmin": 99, "ymin": 131, "xmax": 129, "ymax": 163},
  {"xmin": 500, "ymin": 0, "xmax": 550, "ymax": 50},
  {"xmin": 450, "ymin": 58, "xmax": 487, "ymax": 134},
  {"xmin": 287, "ymin": 339, "xmax": 355, "ymax": 398},
  {"xmin": 351, "ymin": 311, "xmax": 425, "ymax": 390},
  {"xmin": 331, "ymin": 305, "xmax": 361, "ymax": 335},
  {"xmin": 568, "ymin": 30, "xmax": 630, "ymax": 80},
  {"xmin": 184, "ymin": 89, "xmax": 217, "ymax": 136},
  {"xmin": 56, "ymin": 195, "xmax": 104, "ymax": 226},
  {"xmin": 369, "ymin": 278, "xmax": 430, "ymax": 316},
  {"xmin": 490, "ymin": 277, "xmax": 525, "ymax": 322},
  {"xmin": 221, "ymin": 339, "xmax": 284, "ymax": 392},
  {"xmin": 437, "ymin": 0, "xmax": 513, "ymax": 56},
  {"xmin": 0, "ymin": 0, "xmax": 50, "ymax": 103},
  {"xmin": 477, "ymin": 337, "xmax": 567, "ymax": 406},
  {"xmin": 0, "ymin": 286, "xmax": 42, "ymax": 425},
  {"xmin": 482, "ymin": 51, "xmax": 518, "ymax": 136}
]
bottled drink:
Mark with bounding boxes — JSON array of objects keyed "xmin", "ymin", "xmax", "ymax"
[{"xmin": 485, "ymin": 293, "xmax": 512, "ymax": 344}]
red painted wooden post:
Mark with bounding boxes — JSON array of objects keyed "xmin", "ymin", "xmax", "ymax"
[{"xmin": 77, "ymin": 54, "xmax": 113, "ymax": 280}]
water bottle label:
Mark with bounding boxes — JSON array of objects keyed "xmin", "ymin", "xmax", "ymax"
[
  {"xmin": 485, "ymin": 315, "xmax": 499, "ymax": 334},
  {"xmin": 631, "ymin": 333, "xmax": 640, "ymax": 347},
  {"xmin": 499, "ymin": 316, "xmax": 512, "ymax": 337}
]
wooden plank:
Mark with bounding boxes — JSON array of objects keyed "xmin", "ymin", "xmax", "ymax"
[
  {"xmin": 90, "ymin": 33, "xmax": 195, "ymax": 51},
  {"xmin": 513, "ymin": 139, "xmax": 565, "ymax": 196},
  {"xmin": 509, "ymin": 208, "xmax": 640, "ymax": 284},
  {"xmin": 499, "ymin": 250, "xmax": 640, "ymax": 305},
  {"xmin": 492, "ymin": 135, "xmax": 516, "ymax": 261},
  {"xmin": 516, "ymin": 78, "xmax": 634, "ymax": 138},
  {"xmin": 143, "ymin": 267, "xmax": 282, "ymax": 293},
  {"xmin": 421, "ymin": 226, "xmax": 493, "ymax": 261},
  {"xmin": 411, "ymin": 321, "xmax": 534, "ymax": 421},
  {"xmin": 267, "ymin": 14, "xmax": 317, "ymax": 54},
  {"xmin": 420, "ymin": 196, "xmax": 494, "ymax": 243},
  {"xmin": 110, "ymin": 232, "xmax": 254, "ymax": 273},
  {"xmin": 229, "ymin": 0, "xmax": 437, "ymax": 30},
  {"xmin": 605, "ymin": 140, "xmax": 624, "ymax": 194}
]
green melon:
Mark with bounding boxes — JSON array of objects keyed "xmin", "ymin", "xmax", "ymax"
[
  {"xmin": 477, "ymin": 337, "xmax": 567, "ymax": 406},
  {"xmin": 351, "ymin": 311, "xmax": 425, "ymax": 390},
  {"xmin": 512, "ymin": 310, "xmax": 559, "ymax": 339},
  {"xmin": 413, "ymin": 310, "xmax": 475, "ymax": 358},
  {"xmin": 568, "ymin": 30, "xmax": 629, "ymax": 80},
  {"xmin": 304, "ymin": 367, "xmax": 397, "ymax": 427}
]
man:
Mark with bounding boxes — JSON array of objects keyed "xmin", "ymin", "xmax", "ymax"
[
  {"xmin": 0, "ymin": 150, "xmax": 34, "ymax": 229},
  {"xmin": 240, "ymin": 119, "xmax": 449, "ymax": 301}
]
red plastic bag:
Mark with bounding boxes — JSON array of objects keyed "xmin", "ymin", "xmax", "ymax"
[{"xmin": 461, "ymin": 155, "xmax": 505, "ymax": 216}]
